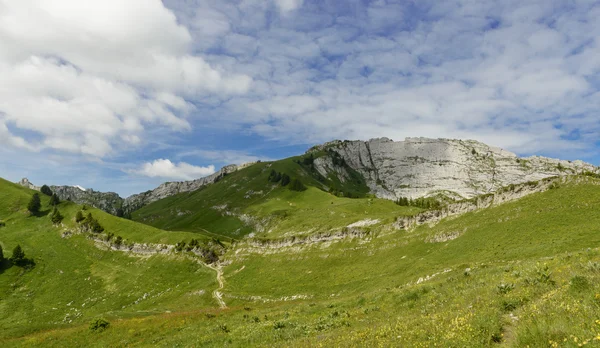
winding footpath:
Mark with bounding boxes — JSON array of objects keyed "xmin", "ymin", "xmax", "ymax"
[{"xmin": 204, "ymin": 262, "xmax": 227, "ymax": 309}]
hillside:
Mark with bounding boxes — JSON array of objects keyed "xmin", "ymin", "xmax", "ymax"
[
  {"xmin": 0, "ymin": 178, "xmax": 223, "ymax": 340},
  {"xmin": 131, "ymin": 155, "xmax": 422, "ymax": 240},
  {"xmin": 3, "ymin": 175, "xmax": 600, "ymax": 346}
]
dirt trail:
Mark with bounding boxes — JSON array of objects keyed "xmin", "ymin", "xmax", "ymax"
[{"xmin": 204, "ymin": 262, "xmax": 227, "ymax": 309}]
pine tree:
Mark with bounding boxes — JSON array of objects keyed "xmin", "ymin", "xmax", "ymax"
[
  {"xmin": 10, "ymin": 244, "xmax": 25, "ymax": 265},
  {"xmin": 27, "ymin": 193, "xmax": 41, "ymax": 214},
  {"xmin": 75, "ymin": 210, "xmax": 85, "ymax": 223},
  {"xmin": 40, "ymin": 185, "xmax": 53, "ymax": 196},
  {"xmin": 49, "ymin": 193, "xmax": 60, "ymax": 206},
  {"xmin": 280, "ymin": 174, "xmax": 291, "ymax": 187}
]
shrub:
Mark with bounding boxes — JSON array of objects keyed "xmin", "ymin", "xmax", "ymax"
[
  {"xmin": 0, "ymin": 220, "xmax": 5, "ymax": 228},
  {"xmin": 89, "ymin": 318, "xmax": 110, "ymax": 332},
  {"xmin": 27, "ymin": 193, "xmax": 41, "ymax": 214},
  {"xmin": 40, "ymin": 185, "xmax": 53, "ymax": 196},
  {"xmin": 273, "ymin": 321, "xmax": 286, "ymax": 330},
  {"xmin": 0, "ymin": 244, "xmax": 4, "ymax": 261},
  {"xmin": 175, "ymin": 241, "xmax": 187, "ymax": 252},
  {"xmin": 280, "ymin": 174, "xmax": 291, "ymax": 187},
  {"xmin": 114, "ymin": 236, "xmax": 123, "ymax": 247},
  {"xmin": 105, "ymin": 232, "xmax": 114, "ymax": 242}
]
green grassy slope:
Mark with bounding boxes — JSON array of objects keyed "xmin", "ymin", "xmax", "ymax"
[
  {"xmin": 132, "ymin": 157, "xmax": 420, "ymax": 240},
  {"xmin": 0, "ymin": 178, "xmax": 218, "ymax": 339},
  {"xmin": 4, "ymin": 177, "xmax": 600, "ymax": 346}
]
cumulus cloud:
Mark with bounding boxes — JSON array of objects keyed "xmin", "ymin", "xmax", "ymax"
[
  {"xmin": 0, "ymin": 0, "xmax": 251, "ymax": 157},
  {"xmin": 133, "ymin": 159, "xmax": 216, "ymax": 181}
]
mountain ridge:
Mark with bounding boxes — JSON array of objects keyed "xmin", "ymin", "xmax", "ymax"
[{"xmin": 17, "ymin": 137, "xmax": 598, "ymax": 216}]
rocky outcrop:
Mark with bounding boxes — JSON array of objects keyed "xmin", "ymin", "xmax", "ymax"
[
  {"xmin": 51, "ymin": 186, "xmax": 124, "ymax": 216},
  {"xmin": 18, "ymin": 178, "xmax": 39, "ymax": 191},
  {"xmin": 394, "ymin": 176, "xmax": 575, "ymax": 231},
  {"xmin": 310, "ymin": 137, "xmax": 598, "ymax": 200},
  {"xmin": 17, "ymin": 162, "xmax": 256, "ymax": 215}
]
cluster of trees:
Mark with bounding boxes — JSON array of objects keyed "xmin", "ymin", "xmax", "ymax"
[
  {"xmin": 0, "ymin": 244, "xmax": 33, "ymax": 268},
  {"xmin": 27, "ymin": 190, "xmax": 64, "ymax": 224},
  {"xmin": 77, "ymin": 212, "xmax": 105, "ymax": 233},
  {"xmin": 268, "ymin": 170, "xmax": 291, "ymax": 186},
  {"xmin": 395, "ymin": 196, "xmax": 442, "ymax": 210},
  {"xmin": 268, "ymin": 169, "xmax": 306, "ymax": 192}
]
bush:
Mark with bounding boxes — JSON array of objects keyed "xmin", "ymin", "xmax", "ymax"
[
  {"xmin": 50, "ymin": 207, "xmax": 64, "ymax": 224},
  {"xmin": 0, "ymin": 244, "xmax": 4, "ymax": 261},
  {"xmin": 114, "ymin": 236, "xmax": 123, "ymax": 247},
  {"xmin": 0, "ymin": 220, "xmax": 5, "ymax": 228},
  {"xmin": 27, "ymin": 193, "xmax": 41, "ymax": 214},
  {"xmin": 89, "ymin": 318, "xmax": 110, "ymax": 332},
  {"xmin": 40, "ymin": 185, "xmax": 53, "ymax": 196},
  {"xmin": 280, "ymin": 174, "xmax": 291, "ymax": 187}
]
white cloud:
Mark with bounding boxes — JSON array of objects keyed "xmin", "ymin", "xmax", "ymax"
[
  {"xmin": 177, "ymin": 149, "xmax": 272, "ymax": 165},
  {"xmin": 0, "ymin": 0, "xmax": 251, "ymax": 157},
  {"xmin": 274, "ymin": 0, "xmax": 304, "ymax": 13},
  {"xmin": 133, "ymin": 159, "xmax": 216, "ymax": 181}
]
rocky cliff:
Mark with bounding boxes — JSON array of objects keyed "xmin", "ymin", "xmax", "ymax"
[
  {"xmin": 309, "ymin": 137, "xmax": 598, "ymax": 200},
  {"xmin": 17, "ymin": 163, "xmax": 255, "ymax": 216}
]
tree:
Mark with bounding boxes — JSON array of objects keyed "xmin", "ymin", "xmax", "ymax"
[
  {"xmin": 280, "ymin": 173, "xmax": 291, "ymax": 187},
  {"xmin": 75, "ymin": 211, "xmax": 85, "ymax": 223},
  {"xmin": 51, "ymin": 207, "xmax": 64, "ymax": 224},
  {"xmin": 10, "ymin": 244, "xmax": 25, "ymax": 265},
  {"xmin": 27, "ymin": 193, "xmax": 41, "ymax": 214},
  {"xmin": 49, "ymin": 193, "xmax": 60, "ymax": 206},
  {"xmin": 40, "ymin": 185, "xmax": 53, "ymax": 196},
  {"xmin": 0, "ymin": 244, "xmax": 4, "ymax": 262}
]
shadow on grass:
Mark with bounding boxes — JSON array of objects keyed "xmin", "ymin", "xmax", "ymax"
[
  {"xmin": 30, "ymin": 209, "xmax": 51, "ymax": 218},
  {"xmin": 0, "ymin": 258, "xmax": 36, "ymax": 275}
]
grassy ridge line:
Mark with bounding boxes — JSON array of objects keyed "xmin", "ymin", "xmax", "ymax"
[{"xmin": 0, "ymin": 178, "xmax": 220, "ymax": 339}]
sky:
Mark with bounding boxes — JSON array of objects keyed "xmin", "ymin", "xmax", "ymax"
[{"xmin": 1, "ymin": 0, "xmax": 600, "ymax": 197}]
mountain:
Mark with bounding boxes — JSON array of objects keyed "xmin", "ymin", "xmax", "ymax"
[
  {"xmin": 19, "ymin": 138, "xmax": 596, "ymax": 220},
  {"xmin": 310, "ymin": 137, "xmax": 597, "ymax": 200}
]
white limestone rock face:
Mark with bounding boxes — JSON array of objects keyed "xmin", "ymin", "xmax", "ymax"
[{"xmin": 312, "ymin": 137, "xmax": 597, "ymax": 200}]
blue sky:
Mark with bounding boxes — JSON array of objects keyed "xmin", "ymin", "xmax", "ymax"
[{"xmin": 1, "ymin": 0, "xmax": 600, "ymax": 196}]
